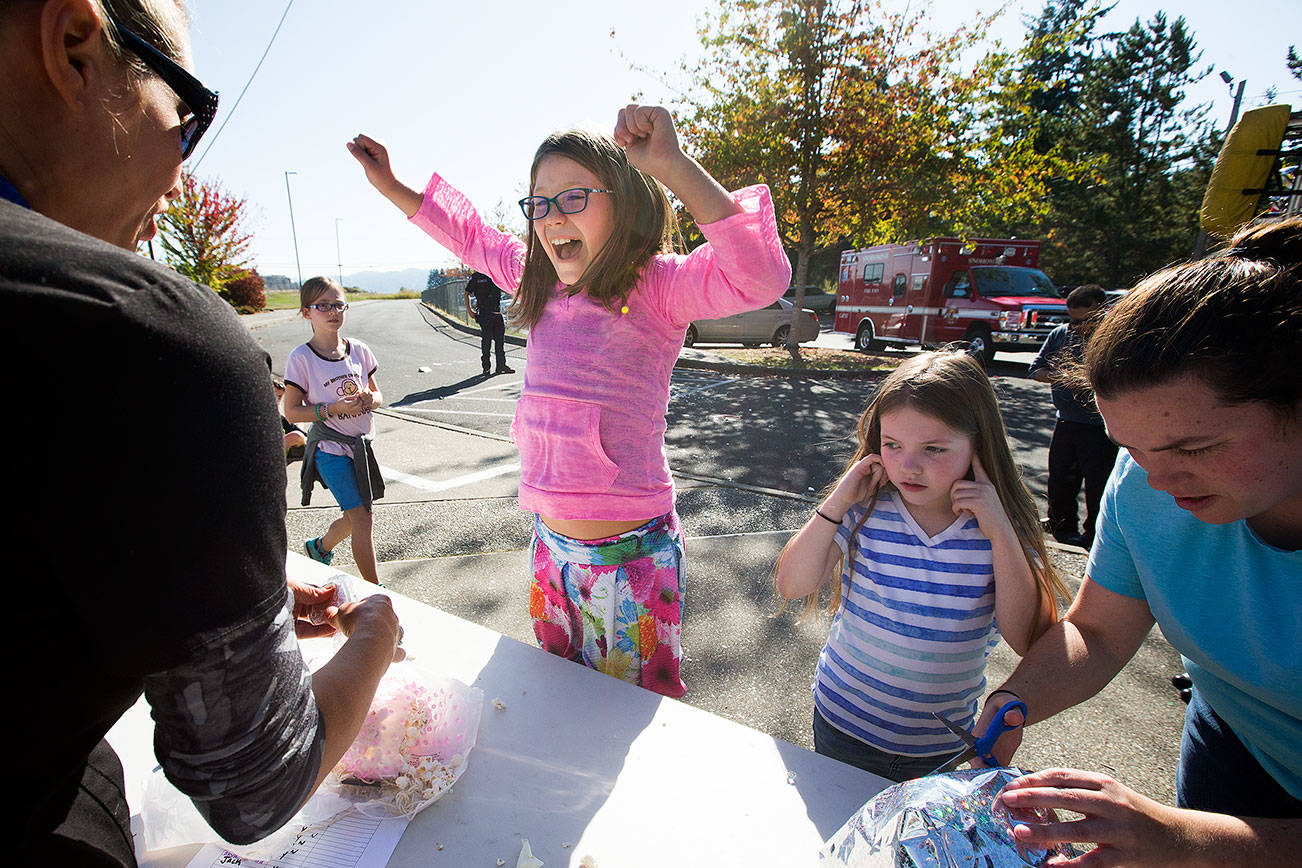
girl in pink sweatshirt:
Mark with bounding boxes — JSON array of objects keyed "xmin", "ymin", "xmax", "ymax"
[{"xmin": 348, "ymin": 104, "xmax": 790, "ymax": 696}]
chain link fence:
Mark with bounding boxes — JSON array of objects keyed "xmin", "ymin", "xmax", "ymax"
[{"xmin": 421, "ymin": 277, "xmax": 471, "ymax": 323}]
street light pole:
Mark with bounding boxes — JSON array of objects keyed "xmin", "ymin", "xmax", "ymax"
[
  {"xmin": 335, "ymin": 217, "xmax": 344, "ymax": 286},
  {"xmin": 1194, "ymin": 74, "xmax": 1247, "ymax": 259},
  {"xmin": 284, "ymin": 170, "xmax": 303, "ymax": 289}
]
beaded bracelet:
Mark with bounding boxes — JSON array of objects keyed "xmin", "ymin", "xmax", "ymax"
[
  {"xmin": 314, "ymin": 402, "xmax": 327, "ymax": 422},
  {"xmin": 815, "ymin": 508, "xmax": 842, "ymax": 525}
]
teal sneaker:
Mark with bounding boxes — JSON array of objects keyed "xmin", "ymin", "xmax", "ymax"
[{"xmin": 304, "ymin": 537, "xmax": 333, "ymax": 565}]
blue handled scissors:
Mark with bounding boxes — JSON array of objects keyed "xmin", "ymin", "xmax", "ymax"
[{"xmin": 927, "ymin": 698, "xmax": 1028, "ymax": 774}]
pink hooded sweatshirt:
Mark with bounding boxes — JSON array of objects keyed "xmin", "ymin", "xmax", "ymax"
[{"xmin": 410, "ymin": 171, "xmax": 791, "ymax": 521}]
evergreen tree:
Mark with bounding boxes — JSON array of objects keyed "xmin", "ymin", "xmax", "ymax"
[{"xmin": 1020, "ymin": 11, "xmax": 1211, "ymax": 286}]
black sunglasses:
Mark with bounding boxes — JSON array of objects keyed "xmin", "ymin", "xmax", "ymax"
[{"xmin": 106, "ymin": 12, "xmax": 219, "ymax": 160}]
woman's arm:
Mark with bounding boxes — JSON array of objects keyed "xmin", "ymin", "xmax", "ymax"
[
  {"xmin": 997, "ymin": 768, "xmax": 1302, "ymax": 867},
  {"xmin": 949, "ymin": 455, "xmax": 1047, "ymax": 655},
  {"xmin": 777, "ymin": 455, "xmax": 885, "ymax": 600}
]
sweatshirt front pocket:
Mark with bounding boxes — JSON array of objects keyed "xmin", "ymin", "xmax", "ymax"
[{"xmin": 511, "ymin": 394, "xmax": 619, "ymax": 494}]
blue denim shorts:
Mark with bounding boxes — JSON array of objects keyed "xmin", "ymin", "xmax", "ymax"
[{"xmin": 314, "ymin": 449, "xmax": 363, "ymax": 511}]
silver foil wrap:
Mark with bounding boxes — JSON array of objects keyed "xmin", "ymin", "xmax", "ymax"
[{"xmin": 820, "ymin": 768, "xmax": 1078, "ymax": 867}]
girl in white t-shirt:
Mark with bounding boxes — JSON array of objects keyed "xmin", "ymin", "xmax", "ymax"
[
  {"xmin": 776, "ymin": 350, "xmax": 1068, "ymax": 781},
  {"xmin": 283, "ymin": 277, "xmax": 384, "ymax": 584}
]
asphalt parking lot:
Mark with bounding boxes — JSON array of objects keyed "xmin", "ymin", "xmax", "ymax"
[{"xmin": 261, "ymin": 300, "xmax": 1189, "ymax": 812}]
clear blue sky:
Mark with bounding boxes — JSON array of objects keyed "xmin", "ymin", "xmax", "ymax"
[{"xmin": 184, "ymin": 0, "xmax": 1301, "ymax": 283}]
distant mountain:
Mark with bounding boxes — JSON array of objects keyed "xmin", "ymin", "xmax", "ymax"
[{"xmin": 342, "ymin": 268, "xmax": 429, "ymax": 294}]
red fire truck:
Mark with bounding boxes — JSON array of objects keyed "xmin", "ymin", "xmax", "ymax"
[{"xmin": 834, "ymin": 238, "xmax": 1067, "ymax": 364}]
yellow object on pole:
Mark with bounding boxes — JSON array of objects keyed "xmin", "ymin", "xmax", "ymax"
[{"xmin": 1199, "ymin": 104, "xmax": 1291, "ymax": 238}]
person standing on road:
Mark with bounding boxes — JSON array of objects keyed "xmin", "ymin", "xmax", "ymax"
[
  {"xmin": 971, "ymin": 217, "xmax": 1302, "ymax": 865},
  {"xmin": 776, "ymin": 350, "xmax": 1068, "ymax": 781},
  {"xmin": 348, "ymin": 104, "xmax": 790, "ymax": 697},
  {"xmin": 284, "ymin": 277, "xmax": 387, "ymax": 585},
  {"xmin": 1029, "ymin": 284, "xmax": 1117, "ymax": 548},
  {"xmin": 1, "ymin": 2, "xmax": 402, "ymax": 862},
  {"xmin": 464, "ymin": 270, "xmax": 514, "ymax": 375}
]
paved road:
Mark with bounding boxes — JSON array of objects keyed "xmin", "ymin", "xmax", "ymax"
[{"xmin": 246, "ymin": 299, "xmax": 1187, "ymax": 808}]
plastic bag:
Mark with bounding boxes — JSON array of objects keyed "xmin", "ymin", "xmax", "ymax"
[
  {"xmin": 820, "ymin": 768, "xmax": 1079, "ymax": 867},
  {"xmin": 328, "ymin": 659, "xmax": 483, "ymax": 819},
  {"xmin": 142, "ymin": 576, "xmax": 482, "ymax": 857}
]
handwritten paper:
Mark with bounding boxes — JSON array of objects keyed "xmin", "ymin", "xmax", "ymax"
[{"xmin": 183, "ymin": 810, "xmax": 407, "ymax": 868}]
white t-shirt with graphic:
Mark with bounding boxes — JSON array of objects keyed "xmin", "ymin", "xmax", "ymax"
[{"xmin": 284, "ymin": 339, "xmax": 378, "ymax": 458}]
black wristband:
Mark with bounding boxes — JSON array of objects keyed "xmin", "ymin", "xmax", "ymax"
[
  {"xmin": 988, "ymin": 688, "xmax": 1022, "ymax": 704},
  {"xmin": 815, "ymin": 508, "xmax": 842, "ymax": 525}
]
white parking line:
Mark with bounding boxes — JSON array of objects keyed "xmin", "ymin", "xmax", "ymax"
[
  {"xmin": 402, "ymin": 407, "xmax": 517, "ymax": 418},
  {"xmin": 677, "ymin": 378, "xmax": 740, "ymax": 398},
  {"xmin": 456, "ymin": 379, "xmax": 524, "ymax": 396},
  {"xmin": 381, "ymin": 462, "xmax": 520, "ymax": 493}
]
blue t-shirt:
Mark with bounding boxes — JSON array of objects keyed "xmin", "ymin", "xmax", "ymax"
[{"xmin": 1088, "ymin": 453, "xmax": 1302, "ymax": 798}]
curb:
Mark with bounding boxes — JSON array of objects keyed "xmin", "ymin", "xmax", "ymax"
[
  {"xmin": 421, "ymin": 302, "xmax": 886, "ymax": 380},
  {"xmin": 420, "ymin": 302, "xmax": 526, "ymax": 346}
]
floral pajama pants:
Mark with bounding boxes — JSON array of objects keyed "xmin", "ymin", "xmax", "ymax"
[{"xmin": 528, "ymin": 511, "xmax": 686, "ymax": 698}]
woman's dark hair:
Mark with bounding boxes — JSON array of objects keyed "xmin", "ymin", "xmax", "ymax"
[
  {"xmin": 507, "ymin": 128, "xmax": 679, "ymax": 329},
  {"xmin": 1082, "ymin": 217, "xmax": 1302, "ymax": 411}
]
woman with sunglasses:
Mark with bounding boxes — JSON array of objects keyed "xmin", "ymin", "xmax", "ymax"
[
  {"xmin": 350, "ymin": 105, "xmax": 790, "ymax": 697},
  {"xmin": 1, "ymin": 2, "xmax": 402, "ymax": 863}
]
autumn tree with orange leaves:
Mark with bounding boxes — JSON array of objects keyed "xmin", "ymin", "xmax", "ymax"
[
  {"xmin": 665, "ymin": 0, "xmax": 1067, "ymax": 354},
  {"xmin": 157, "ymin": 171, "xmax": 254, "ymax": 292}
]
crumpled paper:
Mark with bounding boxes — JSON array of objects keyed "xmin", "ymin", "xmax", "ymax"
[{"xmin": 820, "ymin": 768, "xmax": 1079, "ymax": 867}]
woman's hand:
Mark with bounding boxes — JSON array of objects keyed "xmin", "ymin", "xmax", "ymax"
[
  {"xmin": 996, "ymin": 768, "xmax": 1225, "ymax": 867},
  {"xmin": 288, "ymin": 579, "xmax": 340, "ymax": 639},
  {"xmin": 331, "ymin": 595, "xmax": 405, "ymax": 663},
  {"xmin": 613, "ymin": 104, "xmax": 687, "ymax": 182},
  {"xmin": 950, "ymin": 454, "xmax": 1013, "ymax": 538}
]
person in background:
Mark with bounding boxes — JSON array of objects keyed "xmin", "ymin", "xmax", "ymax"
[
  {"xmin": 1030, "ymin": 284, "xmax": 1116, "ymax": 549},
  {"xmin": 464, "ymin": 269, "xmax": 514, "ymax": 375},
  {"xmin": 1, "ymin": 2, "xmax": 402, "ymax": 862},
  {"xmin": 973, "ymin": 217, "xmax": 1302, "ymax": 865},
  {"xmin": 273, "ymin": 373, "xmax": 308, "ymax": 463}
]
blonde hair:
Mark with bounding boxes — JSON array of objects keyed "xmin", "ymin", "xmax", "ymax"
[
  {"xmin": 777, "ymin": 350, "xmax": 1068, "ymax": 649},
  {"xmin": 507, "ymin": 128, "xmax": 680, "ymax": 329},
  {"xmin": 97, "ymin": 0, "xmax": 191, "ymax": 67}
]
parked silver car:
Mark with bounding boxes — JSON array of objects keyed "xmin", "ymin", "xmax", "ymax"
[{"xmin": 684, "ymin": 297, "xmax": 821, "ymax": 347}]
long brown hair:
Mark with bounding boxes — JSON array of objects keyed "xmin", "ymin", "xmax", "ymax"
[
  {"xmin": 778, "ymin": 350, "xmax": 1068, "ymax": 648},
  {"xmin": 507, "ymin": 128, "xmax": 679, "ymax": 329}
]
